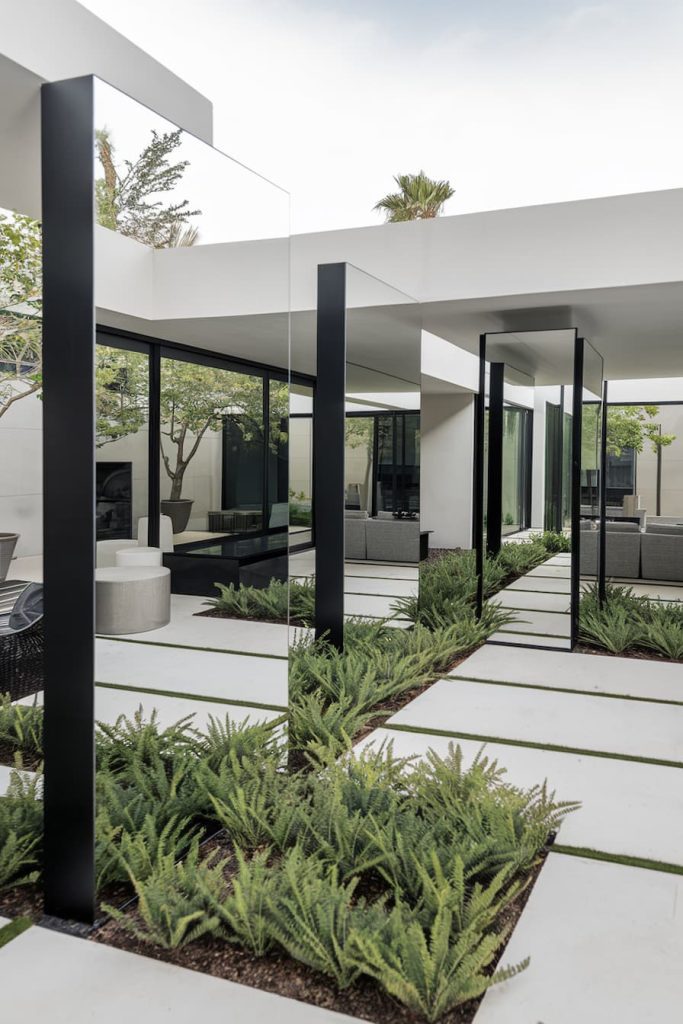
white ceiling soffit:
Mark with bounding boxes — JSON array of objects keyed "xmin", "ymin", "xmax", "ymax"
[{"xmin": 0, "ymin": 0, "xmax": 213, "ymax": 217}]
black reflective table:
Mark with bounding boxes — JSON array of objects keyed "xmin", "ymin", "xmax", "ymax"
[{"xmin": 164, "ymin": 530, "xmax": 289, "ymax": 597}]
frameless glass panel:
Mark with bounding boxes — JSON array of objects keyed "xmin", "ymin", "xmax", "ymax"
[
  {"xmin": 480, "ymin": 330, "xmax": 578, "ymax": 651},
  {"xmin": 345, "ymin": 265, "xmax": 421, "ymax": 631},
  {"xmin": 91, "ymin": 78, "xmax": 290, "ymax": 913},
  {"xmin": 289, "ymin": 384, "xmax": 313, "ymax": 547},
  {"xmin": 95, "ymin": 342, "xmax": 149, "ymax": 543},
  {"xmin": 580, "ymin": 341, "xmax": 604, "ymax": 582}
]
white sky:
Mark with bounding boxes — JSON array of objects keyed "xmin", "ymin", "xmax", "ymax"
[{"xmin": 81, "ymin": 0, "xmax": 683, "ymax": 236}]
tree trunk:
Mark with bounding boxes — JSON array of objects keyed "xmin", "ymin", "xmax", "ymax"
[{"xmin": 169, "ymin": 467, "xmax": 185, "ymax": 501}]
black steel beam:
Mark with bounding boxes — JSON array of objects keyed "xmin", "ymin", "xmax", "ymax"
[
  {"xmin": 570, "ymin": 335, "xmax": 584, "ymax": 650},
  {"xmin": 486, "ymin": 363, "xmax": 505, "ymax": 557},
  {"xmin": 473, "ymin": 335, "xmax": 486, "ymax": 617},
  {"xmin": 41, "ymin": 76, "xmax": 96, "ymax": 922},
  {"xmin": 313, "ymin": 263, "xmax": 346, "ymax": 648}
]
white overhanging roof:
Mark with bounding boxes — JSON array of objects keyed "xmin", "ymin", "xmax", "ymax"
[{"xmin": 95, "ymin": 188, "xmax": 683, "ymax": 384}]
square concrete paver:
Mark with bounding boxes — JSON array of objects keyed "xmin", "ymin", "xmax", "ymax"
[
  {"xmin": 474, "ymin": 855, "xmax": 683, "ymax": 1024},
  {"xmin": 491, "ymin": 590, "xmax": 571, "ymax": 613},
  {"xmin": 506, "ymin": 576, "xmax": 571, "ymax": 594},
  {"xmin": 96, "ymin": 639, "xmax": 287, "ymax": 710},
  {"xmin": 497, "ymin": 609, "xmax": 570, "ymax": 637},
  {"xmin": 526, "ymin": 564, "xmax": 571, "ymax": 578},
  {"xmin": 450, "ymin": 644, "xmax": 683, "ymax": 703},
  {"xmin": 385, "ymin": 678, "xmax": 683, "ymax": 763},
  {"xmin": 0, "ymin": 925, "xmax": 363, "ymax": 1023},
  {"xmin": 356, "ymin": 728, "xmax": 683, "ymax": 867},
  {"xmin": 107, "ymin": 595, "xmax": 289, "ymax": 657},
  {"xmin": 22, "ymin": 687, "xmax": 282, "ymax": 732}
]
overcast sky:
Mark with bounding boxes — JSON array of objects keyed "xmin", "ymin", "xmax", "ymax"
[{"xmin": 80, "ymin": 0, "xmax": 683, "ymax": 235}]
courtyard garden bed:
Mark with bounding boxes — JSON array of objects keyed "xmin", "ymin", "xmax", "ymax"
[
  {"xmin": 0, "ymin": 700, "xmax": 577, "ymax": 1023},
  {"xmin": 579, "ymin": 583, "xmax": 683, "ymax": 662}
]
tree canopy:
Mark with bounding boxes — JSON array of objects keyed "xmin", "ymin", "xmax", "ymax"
[
  {"xmin": 606, "ymin": 405, "xmax": 675, "ymax": 456},
  {"xmin": 95, "ymin": 127, "xmax": 201, "ymax": 248},
  {"xmin": 0, "ymin": 212, "xmax": 42, "ymax": 419},
  {"xmin": 374, "ymin": 171, "xmax": 454, "ymax": 222}
]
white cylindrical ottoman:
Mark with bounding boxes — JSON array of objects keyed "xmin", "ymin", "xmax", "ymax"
[
  {"xmin": 116, "ymin": 546, "xmax": 163, "ymax": 567},
  {"xmin": 96, "ymin": 539, "xmax": 138, "ymax": 568},
  {"xmin": 95, "ymin": 566, "xmax": 171, "ymax": 635}
]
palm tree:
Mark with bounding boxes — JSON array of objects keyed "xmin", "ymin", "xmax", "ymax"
[{"xmin": 374, "ymin": 171, "xmax": 454, "ymax": 222}]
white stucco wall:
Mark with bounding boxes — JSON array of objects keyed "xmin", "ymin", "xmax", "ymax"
[{"xmin": 420, "ymin": 392, "xmax": 475, "ymax": 550}]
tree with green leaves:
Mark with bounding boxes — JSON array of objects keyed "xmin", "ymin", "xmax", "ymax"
[
  {"xmin": 606, "ymin": 405, "xmax": 675, "ymax": 456},
  {"xmin": 374, "ymin": 171, "xmax": 454, "ymax": 222},
  {"xmin": 96, "ymin": 347, "xmax": 149, "ymax": 447},
  {"xmin": 95, "ymin": 127, "xmax": 201, "ymax": 248},
  {"xmin": 159, "ymin": 363, "xmax": 287, "ymax": 501},
  {"xmin": 0, "ymin": 212, "xmax": 42, "ymax": 420}
]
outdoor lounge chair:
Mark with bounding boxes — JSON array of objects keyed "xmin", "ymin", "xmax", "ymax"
[{"xmin": 0, "ymin": 581, "xmax": 44, "ymax": 702}]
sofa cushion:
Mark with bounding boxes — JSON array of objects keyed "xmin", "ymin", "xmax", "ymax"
[
  {"xmin": 646, "ymin": 522, "xmax": 683, "ymax": 535},
  {"xmin": 345, "ymin": 510, "xmax": 369, "ymax": 520}
]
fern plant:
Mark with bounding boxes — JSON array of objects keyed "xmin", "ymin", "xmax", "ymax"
[
  {"xmin": 104, "ymin": 840, "xmax": 226, "ymax": 949},
  {"xmin": 0, "ymin": 696, "xmax": 43, "ymax": 760},
  {"xmin": 352, "ymin": 898, "xmax": 528, "ymax": 1021},
  {"xmin": 0, "ymin": 770, "xmax": 43, "ymax": 890},
  {"xmin": 266, "ymin": 845, "xmax": 385, "ymax": 989}
]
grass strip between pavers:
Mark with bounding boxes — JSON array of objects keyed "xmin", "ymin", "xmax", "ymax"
[
  {"xmin": 99, "ymin": 636, "xmax": 288, "ymax": 660},
  {"xmin": 0, "ymin": 917, "xmax": 32, "ymax": 948},
  {"xmin": 446, "ymin": 674, "xmax": 683, "ymax": 709},
  {"xmin": 551, "ymin": 844, "xmax": 683, "ymax": 877},
  {"xmin": 497, "ymin": 627, "xmax": 570, "ymax": 640},
  {"xmin": 382, "ymin": 722, "xmax": 683, "ymax": 770},
  {"xmin": 95, "ymin": 682, "xmax": 288, "ymax": 715}
]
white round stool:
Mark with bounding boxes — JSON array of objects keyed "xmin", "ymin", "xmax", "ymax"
[
  {"xmin": 96, "ymin": 566, "xmax": 170, "ymax": 635},
  {"xmin": 115, "ymin": 546, "xmax": 163, "ymax": 567}
]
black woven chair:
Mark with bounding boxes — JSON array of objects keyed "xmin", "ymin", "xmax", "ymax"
[{"xmin": 0, "ymin": 582, "xmax": 44, "ymax": 702}]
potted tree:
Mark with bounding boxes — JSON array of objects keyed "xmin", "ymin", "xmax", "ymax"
[{"xmin": 159, "ymin": 364, "xmax": 277, "ymax": 534}]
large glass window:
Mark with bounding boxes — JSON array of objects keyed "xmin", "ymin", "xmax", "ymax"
[
  {"xmin": 95, "ymin": 342, "xmax": 149, "ymax": 542},
  {"xmin": 345, "ymin": 411, "xmax": 420, "ymax": 515}
]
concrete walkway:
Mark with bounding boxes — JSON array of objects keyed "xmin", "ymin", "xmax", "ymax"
[{"xmin": 357, "ymin": 629, "xmax": 683, "ymax": 1020}]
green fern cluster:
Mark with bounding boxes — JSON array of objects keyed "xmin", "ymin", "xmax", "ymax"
[
  {"xmin": 0, "ymin": 770, "xmax": 42, "ymax": 891},
  {"xmin": 580, "ymin": 583, "xmax": 683, "ymax": 659},
  {"xmin": 0, "ymin": 696, "xmax": 43, "ymax": 761},
  {"xmin": 206, "ymin": 577, "xmax": 315, "ymax": 624},
  {"xmin": 112, "ymin": 740, "xmax": 576, "ymax": 1020}
]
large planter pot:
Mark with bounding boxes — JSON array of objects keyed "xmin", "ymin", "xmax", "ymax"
[
  {"xmin": 160, "ymin": 499, "xmax": 194, "ymax": 534},
  {"xmin": 0, "ymin": 533, "xmax": 19, "ymax": 581}
]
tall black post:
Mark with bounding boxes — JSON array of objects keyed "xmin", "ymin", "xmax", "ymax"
[
  {"xmin": 314, "ymin": 263, "xmax": 346, "ymax": 648},
  {"xmin": 486, "ymin": 363, "xmax": 505, "ymax": 557},
  {"xmin": 41, "ymin": 77, "xmax": 96, "ymax": 922},
  {"xmin": 148, "ymin": 346, "xmax": 161, "ymax": 547},
  {"xmin": 473, "ymin": 335, "xmax": 486, "ymax": 617},
  {"xmin": 598, "ymin": 380, "xmax": 608, "ymax": 605},
  {"xmin": 570, "ymin": 335, "xmax": 584, "ymax": 651}
]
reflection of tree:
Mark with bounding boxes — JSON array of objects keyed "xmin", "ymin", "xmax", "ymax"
[
  {"xmin": 606, "ymin": 405, "xmax": 675, "ymax": 456},
  {"xmin": 374, "ymin": 171, "xmax": 454, "ymax": 222},
  {"xmin": 95, "ymin": 127, "xmax": 200, "ymax": 248},
  {"xmin": 346, "ymin": 416, "xmax": 374, "ymax": 510},
  {"xmin": 96, "ymin": 347, "xmax": 148, "ymax": 446},
  {"xmin": 0, "ymin": 212, "xmax": 42, "ymax": 420}
]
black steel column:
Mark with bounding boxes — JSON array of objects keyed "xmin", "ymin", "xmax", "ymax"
[
  {"xmin": 486, "ymin": 362, "xmax": 505, "ymax": 557},
  {"xmin": 314, "ymin": 263, "xmax": 346, "ymax": 648},
  {"xmin": 41, "ymin": 76, "xmax": 96, "ymax": 922},
  {"xmin": 148, "ymin": 346, "xmax": 161, "ymax": 547},
  {"xmin": 598, "ymin": 380, "xmax": 608, "ymax": 605},
  {"xmin": 473, "ymin": 335, "xmax": 486, "ymax": 617},
  {"xmin": 570, "ymin": 335, "xmax": 584, "ymax": 651}
]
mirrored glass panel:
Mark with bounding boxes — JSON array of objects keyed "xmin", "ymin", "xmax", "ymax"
[
  {"xmin": 92, "ymin": 77, "xmax": 289, "ymax": 909},
  {"xmin": 480, "ymin": 330, "xmax": 578, "ymax": 651}
]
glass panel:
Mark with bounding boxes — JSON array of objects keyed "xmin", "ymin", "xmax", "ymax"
[
  {"xmin": 580, "ymin": 341, "xmax": 604, "ymax": 582},
  {"xmin": 92, "ymin": 77, "xmax": 289, "ymax": 916},
  {"xmin": 95, "ymin": 343, "xmax": 149, "ymax": 542},
  {"xmin": 480, "ymin": 330, "xmax": 578, "ymax": 651},
  {"xmin": 345, "ymin": 265, "xmax": 421, "ymax": 632},
  {"xmin": 289, "ymin": 384, "xmax": 313, "ymax": 546}
]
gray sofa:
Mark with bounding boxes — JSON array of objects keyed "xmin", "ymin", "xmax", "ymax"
[
  {"xmin": 641, "ymin": 523, "xmax": 683, "ymax": 582},
  {"xmin": 344, "ymin": 510, "xmax": 420, "ymax": 563},
  {"xmin": 580, "ymin": 520, "xmax": 683, "ymax": 582}
]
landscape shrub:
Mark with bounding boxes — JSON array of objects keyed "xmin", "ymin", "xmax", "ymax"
[
  {"xmin": 579, "ymin": 584, "xmax": 683, "ymax": 661},
  {"xmin": 206, "ymin": 577, "xmax": 314, "ymax": 624},
  {"xmin": 0, "ymin": 770, "xmax": 42, "ymax": 891},
  {"xmin": 0, "ymin": 696, "xmax": 43, "ymax": 761}
]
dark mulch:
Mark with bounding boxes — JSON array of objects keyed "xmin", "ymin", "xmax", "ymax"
[
  {"xmin": 0, "ymin": 881, "xmax": 133, "ymax": 927},
  {"xmin": 197, "ymin": 609, "xmax": 311, "ymax": 628},
  {"xmin": 90, "ymin": 834, "xmax": 547, "ymax": 1024}
]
